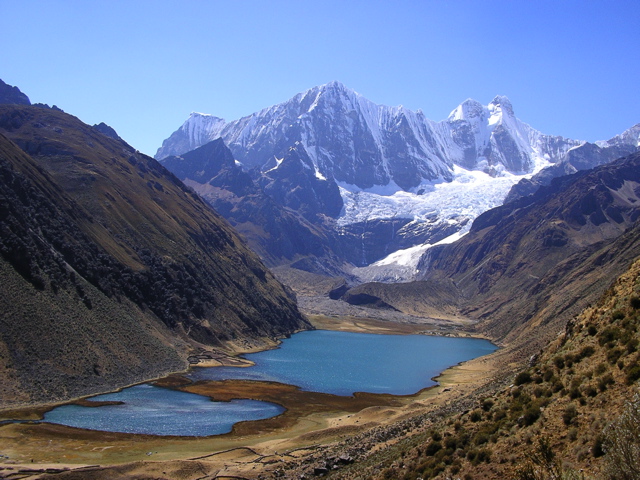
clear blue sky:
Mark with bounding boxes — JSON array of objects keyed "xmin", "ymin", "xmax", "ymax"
[{"xmin": 1, "ymin": 0, "xmax": 638, "ymax": 156}]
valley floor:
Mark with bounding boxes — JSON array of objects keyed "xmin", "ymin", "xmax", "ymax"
[{"xmin": 0, "ymin": 312, "xmax": 508, "ymax": 480}]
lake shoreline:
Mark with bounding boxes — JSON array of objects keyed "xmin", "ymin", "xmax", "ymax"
[{"xmin": 0, "ymin": 315, "xmax": 502, "ymax": 478}]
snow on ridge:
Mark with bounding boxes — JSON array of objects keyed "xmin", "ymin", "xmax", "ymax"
[{"xmin": 337, "ymin": 164, "xmax": 535, "ymax": 227}]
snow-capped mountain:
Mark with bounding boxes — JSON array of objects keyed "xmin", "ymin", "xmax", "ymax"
[
  {"xmin": 157, "ymin": 82, "xmax": 638, "ymax": 281},
  {"xmin": 157, "ymin": 81, "xmax": 581, "ymax": 190}
]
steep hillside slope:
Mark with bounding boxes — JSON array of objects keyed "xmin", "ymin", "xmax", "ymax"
[
  {"xmin": 345, "ymin": 152, "xmax": 640, "ymax": 353},
  {"xmin": 162, "ymin": 139, "xmax": 345, "ymax": 271},
  {"xmin": 0, "ymin": 79, "xmax": 30, "ymax": 106},
  {"xmin": 0, "ymin": 105, "xmax": 309, "ymax": 408},
  {"xmin": 331, "ymin": 250, "xmax": 640, "ymax": 480}
]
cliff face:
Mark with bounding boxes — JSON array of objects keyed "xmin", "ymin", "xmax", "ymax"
[{"xmin": 0, "ymin": 105, "xmax": 309, "ymax": 408}]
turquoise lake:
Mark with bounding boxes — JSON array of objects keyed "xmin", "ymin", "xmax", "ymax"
[
  {"xmin": 190, "ymin": 330, "xmax": 497, "ymax": 396},
  {"xmin": 44, "ymin": 330, "xmax": 496, "ymax": 436}
]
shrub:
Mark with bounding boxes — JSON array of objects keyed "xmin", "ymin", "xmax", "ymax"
[
  {"xmin": 598, "ymin": 373, "xmax": 615, "ymax": 392},
  {"xmin": 583, "ymin": 385, "xmax": 598, "ymax": 397},
  {"xmin": 481, "ymin": 398, "xmax": 494, "ymax": 411},
  {"xmin": 612, "ymin": 310, "xmax": 625, "ymax": 321},
  {"xmin": 600, "ymin": 326, "xmax": 621, "ymax": 346},
  {"xmin": 569, "ymin": 387, "xmax": 582, "ymax": 400},
  {"xmin": 630, "ymin": 295, "xmax": 640, "ymax": 309},
  {"xmin": 626, "ymin": 365, "xmax": 640, "ymax": 385},
  {"xmin": 595, "ymin": 362, "xmax": 608, "ymax": 375},
  {"xmin": 424, "ymin": 440, "xmax": 442, "ymax": 456},
  {"xmin": 515, "ymin": 371, "xmax": 532, "ymax": 386},
  {"xmin": 563, "ymin": 404, "xmax": 578, "ymax": 426},
  {"xmin": 603, "ymin": 392, "xmax": 640, "ymax": 479},
  {"xmin": 607, "ymin": 348, "xmax": 624, "ymax": 365},
  {"xmin": 469, "ymin": 410, "xmax": 483, "ymax": 422},
  {"xmin": 577, "ymin": 345, "xmax": 596, "ymax": 360},
  {"xmin": 592, "ymin": 434, "xmax": 605, "ymax": 458},
  {"xmin": 520, "ymin": 405, "xmax": 541, "ymax": 426},
  {"xmin": 476, "ymin": 448, "xmax": 491, "ymax": 464}
]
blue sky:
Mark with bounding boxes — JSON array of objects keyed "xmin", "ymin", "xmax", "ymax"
[{"xmin": 1, "ymin": 0, "xmax": 638, "ymax": 156}]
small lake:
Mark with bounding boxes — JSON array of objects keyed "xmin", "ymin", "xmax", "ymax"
[
  {"xmin": 44, "ymin": 330, "xmax": 496, "ymax": 436},
  {"xmin": 43, "ymin": 383, "xmax": 284, "ymax": 436},
  {"xmin": 190, "ymin": 330, "xmax": 497, "ymax": 396}
]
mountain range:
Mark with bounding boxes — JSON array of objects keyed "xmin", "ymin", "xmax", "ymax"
[
  {"xmin": 2, "ymin": 77, "xmax": 640, "ymax": 477},
  {"xmin": 157, "ymin": 81, "xmax": 640, "ymax": 280}
]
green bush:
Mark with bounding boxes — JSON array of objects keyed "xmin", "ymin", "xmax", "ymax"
[
  {"xmin": 577, "ymin": 345, "xmax": 596, "ymax": 360},
  {"xmin": 600, "ymin": 326, "xmax": 622, "ymax": 346},
  {"xmin": 595, "ymin": 362, "xmax": 608, "ymax": 375},
  {"xmin": 607, "ymin": 348, "xmax": 624, "ymax": 364},
  {"xmin": 482, "ymin": 398, "xmax": 494, "ymax": 411},
  {"xmin": 469, "ymin": 410, "xmax": 483, "ymax": 422},
  {"xmin": 521, "ymin": 405, "xmax": 541, "ymax": 426},
  {"xmin": 612, "ymin": 310, "xmax": 625, "ymax": 321},
  {"xmin": 424, "ymin": 440, "xmax": 442, "ymax": 456},
  {"xmin": 598, "ymin": 373, "xmax": 615, "ymax": 392}
]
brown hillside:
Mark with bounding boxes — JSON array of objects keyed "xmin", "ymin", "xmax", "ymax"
[
  {"xmin": 0, "ymin": 105, "xmax": 309, "ymax": 408},
  {"xmin": 336, "ymin": 256, "xmax": 640, "ymax": 480}
]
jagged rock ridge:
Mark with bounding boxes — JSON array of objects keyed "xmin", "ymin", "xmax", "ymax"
[{"xmin": 156, "ymin": 82, "xmax": 638, "ymax": 276}]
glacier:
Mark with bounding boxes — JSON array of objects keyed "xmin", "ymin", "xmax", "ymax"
[{"xmin": 156, "ymin": 82, "xmax": 637, "ymax": 280}]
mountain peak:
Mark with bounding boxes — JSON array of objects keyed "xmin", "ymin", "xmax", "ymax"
[
  {"xmin": 489, "ymin": 95, "xmax": 514, "ymax": 116},
  {"xmin": 448, "ymin": 98, "xmax": 485, "ymax": 122},
  {"xmin": 323, "ymin": 80, "xmax": 350, "ymax": 91},
  {"xmin": 316, "ymin": 81, "xmax": 361, "ymax": 101},
  {"xmin": 189, "ymin": 111, "xmax": 224, "ymax": 121},
  {"xmin": 0, "ymin": 79, "xmax": 31, "ymax": 106}
]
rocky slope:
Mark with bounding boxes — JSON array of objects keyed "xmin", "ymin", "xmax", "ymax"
[
  {"xmin": 344, "ymin": 152, "xmax": 640, "ymax": 355},
  {"xmin": 328, "ymin": 255, "xmax": 640, "ymax": 480},
  {"xmin": 0, "ymin": 103, "xmax": 309, "ymax": 408},
  {"xmin": 161, "ymin": 139, "xmax": 346, "ymax": 271},
  {"xmin": 0, "ymin": 79, "xmax": 30, "ymax": 106},
  {"xmin": 505, "ymin": 123, "xmax": 640, "ymax": 203}
]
